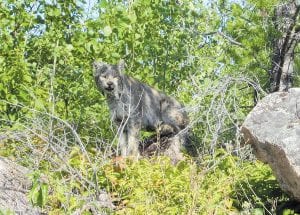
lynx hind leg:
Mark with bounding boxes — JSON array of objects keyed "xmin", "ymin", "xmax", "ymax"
[
  {"xmin": 160, "ymin": 98, "xmax": 188, "ymax": 133},
  {"xmin": 157, "ymin": 123, "xmax": 176, "ymax": 136}
]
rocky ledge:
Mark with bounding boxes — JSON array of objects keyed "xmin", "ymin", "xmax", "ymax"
[{"xmin": 241, "ymin": 88, "xmax": 300, "ymax": 201}]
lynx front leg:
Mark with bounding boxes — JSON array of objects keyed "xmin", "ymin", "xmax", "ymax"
[
  {"xmin": 118, "ymin": 130, "xmax": 128, "ymax": 157},
  {"xmin": 127, "ymin": 123, "xmax": 141, "ymax": 158}
]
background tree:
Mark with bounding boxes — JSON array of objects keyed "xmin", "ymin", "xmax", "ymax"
[{"xmin": 269, "ymin": 0, "xmax": 300, "ymax": 92}]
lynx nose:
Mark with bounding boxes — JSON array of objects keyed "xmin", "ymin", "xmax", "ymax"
[{"xmin": 106, "ymin": 81, "xmax": 114, "ymax": 91}]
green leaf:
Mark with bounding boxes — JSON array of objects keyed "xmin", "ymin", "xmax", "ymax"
[
  {"xmin": 128, "ymin": 13, "xmax": 137, "ymax": 23},
  {"xmin": 23, "ymin": 74, "xmax": 32, "ymax": 83},
  {"xmin": 251, "ymin": 208, "xmax": 264, "ymax": 215},
  {"xmin": 29, "ymin": 172, "xmax": 48, "ymax": 208},
  {"xmin": 103, "ymin": 26, "xmax": 112, "ymax": 36},
  {"xmin": 40, "ymin": 183, "xmax": 49, "ymax": 207},
  {"xmin": 100, "ymin": 0, "xmax": 108, "ymax": 8},
  {"xmin": 283, "ymin": 209, "xmax": 295, "ymax": 215}
]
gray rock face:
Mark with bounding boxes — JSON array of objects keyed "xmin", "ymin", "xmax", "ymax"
[
  {"xmin": 241, "ymin": 88, "xmax": 300, "ymax": 201},
  {"xmin": 0, "ymin": 156, "xmax": 40, "ymax": 214}
]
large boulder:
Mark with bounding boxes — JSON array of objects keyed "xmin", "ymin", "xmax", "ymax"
[
  {"xmin": 0, "ymin": 156, "xmax": 40, "ymax": 214},
  {"xmin": 241, "ymin": 88, "xmax": 300, "ymax": 201}
]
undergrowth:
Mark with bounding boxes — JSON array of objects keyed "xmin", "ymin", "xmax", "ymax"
[
  {"xmin": 0, "ymin": 135, "xmax": 294, "ymax": 214},
  {"xmin": 0, "ymin": 105, "xmax": 297, "ymax": 214}
]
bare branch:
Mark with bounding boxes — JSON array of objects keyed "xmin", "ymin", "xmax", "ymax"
[{"xmin": 217, "ymin": 31, "xmax": 244, "ymax": 47}]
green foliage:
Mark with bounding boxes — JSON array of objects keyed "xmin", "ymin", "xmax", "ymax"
[
  {"xmin": 29, "ymin": 171, "xmax": 49, "ymax": 208},
  {"xmin": 0, "ymin": 209, "xmax": 14, "ymax": 215},
  {"xmin": 92, "ymin": 151, "xmax": 286, "ymax": 214},
  {"xmin": 2, "ymin": 134, "xmax": 296, "ymax": 214},
  {"xmin": 11, "ymin": 146, "xmax": 275, "ymax": 214},
  {"xmin": 1, "ymin": 0, "xmax": 299, "ymax": 214},
  {"xmin": 0, "ymin": 0, "xmax": 279, "ymax": 147}
]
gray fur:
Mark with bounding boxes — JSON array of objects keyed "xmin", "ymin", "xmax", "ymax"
[{"xmin": 93, "ymin": 60, "xmax": 188, "ymax": 157}]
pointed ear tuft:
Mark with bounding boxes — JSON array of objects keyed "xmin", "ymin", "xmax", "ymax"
[
  {"xmin": 118, "ymin": 59, "xmax": 125, "ymax": 71},
  {"xmin": 93, "ymin": 61, "xmax": 107, "ymax": 77},
  {"xmin": 93, "ymin": 61, "xmax": 105, "ymax": 71}
]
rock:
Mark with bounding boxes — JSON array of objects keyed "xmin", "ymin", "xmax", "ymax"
[
  {"xmin": 97, "ymin": 190, "xmax": 116, "ymax": 209},
  {"xmin": 73, "ymin": 190, "xmax": 115, "ymax": 214},
  {"xmin": 241, "ymin": 88, "xmax": 300, "ymax": 201},
  {"xmin": 0, "ymin": 156, "xmax": 40, "ymax": 214}
]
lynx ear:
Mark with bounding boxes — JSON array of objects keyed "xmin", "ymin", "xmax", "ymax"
[
  {"xmin": 93, "ymin": 61, "xmax": 105, "ymax": 71},
  {"xmin": 93, "ymin": 61, "xmax": 107, "ymax": 77},
  {"xmin": 118, "ymin": 59, "xmax": 125, "ymax": 71}
]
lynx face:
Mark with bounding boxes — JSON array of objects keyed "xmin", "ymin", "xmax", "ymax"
[{"xmin": 93, "ymin": 61, "xmax": 124, "ymax": 96}]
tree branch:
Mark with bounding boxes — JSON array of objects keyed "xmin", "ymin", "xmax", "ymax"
[{"xmin": 217, "ymin": 31, "xmax": 244, "ymax": 47}]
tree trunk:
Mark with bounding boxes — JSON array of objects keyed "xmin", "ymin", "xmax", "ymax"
[{"xmin": 269, "ymin": 0, "xmax": 300, "ymax": 92}]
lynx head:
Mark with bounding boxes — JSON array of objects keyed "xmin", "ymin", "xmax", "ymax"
[{"xmin": 93, "ymin": 60, "xmax": 125, "ymax": 98}]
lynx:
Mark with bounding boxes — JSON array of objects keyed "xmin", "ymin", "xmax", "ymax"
[{"xmin": 93, "ymin": 60, "xmax": 188, "ymax": 157}]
